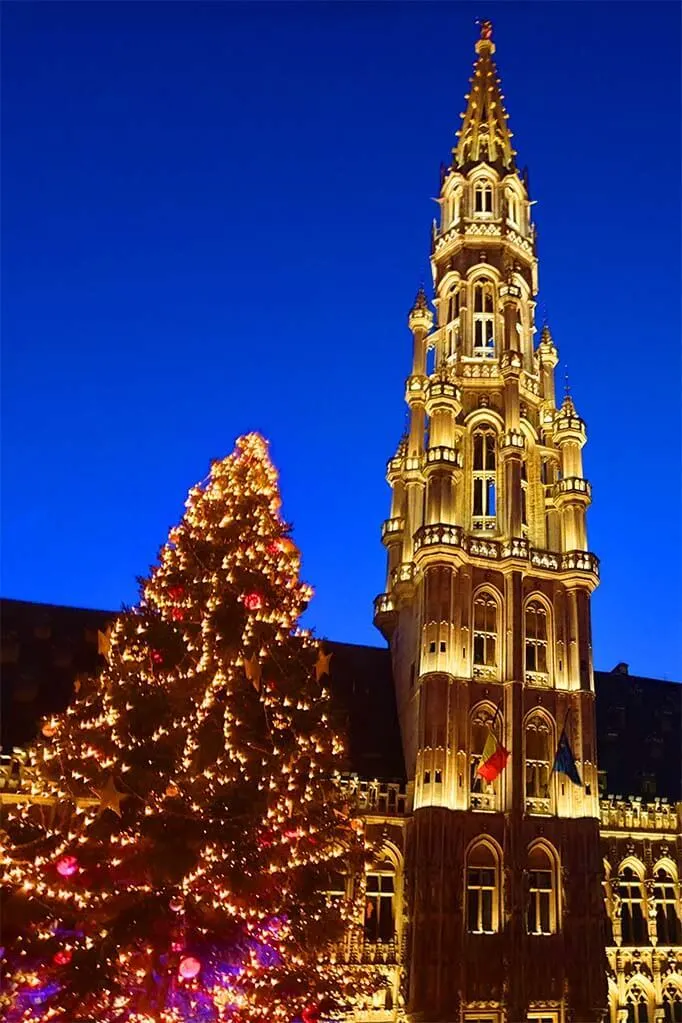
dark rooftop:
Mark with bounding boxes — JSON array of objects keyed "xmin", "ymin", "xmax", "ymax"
[{"xmin": 1, "ymin": 598, "xmax": 680, "ymax": 800}]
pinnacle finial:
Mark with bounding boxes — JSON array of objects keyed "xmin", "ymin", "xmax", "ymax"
[
  {"xmin": 453, "ymin": 21, "xmax": 515, "ymax": 171},
  {"xmin": 412, "ymin": 285, "xmax": 429, "ymax": 313}
]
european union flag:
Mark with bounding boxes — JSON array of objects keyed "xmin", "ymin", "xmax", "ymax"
[{"xmin": 553, "ymin": 729, "xmax": 582, "ymax": 786}]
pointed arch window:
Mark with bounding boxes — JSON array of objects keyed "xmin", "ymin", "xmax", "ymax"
[
  {"xmin": 474, "ymin": 180, "xmax": 494, "ymax": 215},
  {"xmin": 469, "ymin": 704, "xmax": 503, "ymax": 811},
  {"xmin": 364, "ymin": 865, "xmax": 395, "ymax": 945},
  {"xmin": 466, "ymin": 840, "xmax": 500, "ymax": 933},
  {"xmin": 472, "ymin": 424, "xmax": 497, "ymax": 531},
  {"xmin": 472, "ymin": 591, "xmax": 499, "ymax": 679},
  {"xmin": 525, "ymin": 713, "xmax": 553, "ymax": 811},
  {"xmin": 618, "ymin": 864, "xmax": 647, "ymax": 945},
  {"xmin": 507, "ymin": 190, "xmax": 520, "ymax": 229},
  {"xmin": 524, "ymin": 599, "xmax": 550, "ymax": 685},
  {"xmin": 449, "ymin": 188, "xmax": 461, "ymax": 227},
  {"xmin": 625, "ymin": 982, "xmax": 651, "ymax": 1023},
  {"xmin": 654, "ymin": 866, "xmax": 681, "ymax": 945},
  {"xmin": 521, "ymin": 458, "xmax": 529, "ymax": 536},
  {"xmin": 473, "ymin": 278, "xmax": 496, "ymax": 358},
  {"xmin": 527, "ymin": 844, "xmax": 559, "ymax": 934},
  {"xmin": 663, "ymin": 983, "xmax": 682, "ymax": 1023},
  {"xmin": 445, "ymin": 286, "xmax": 461, "ymax": 360}
]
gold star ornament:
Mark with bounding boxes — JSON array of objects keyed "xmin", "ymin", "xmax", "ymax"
[
  {"xmin": 243, "ymin": 654, "xmax": 262, "ymax": 692},
  {"xmin": 93, "ymin": 775, "xmax": 127, "ymax": 817},
  {"xmin": 314, "ymin": 648, "xmax": 332, "ymax": 682}
]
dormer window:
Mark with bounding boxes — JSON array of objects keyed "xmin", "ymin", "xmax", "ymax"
[{"xmin": 474, "ymin": 181, "xmax": 493, "ymax": 215}]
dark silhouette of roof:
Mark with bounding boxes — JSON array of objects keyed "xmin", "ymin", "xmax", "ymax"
[{"xmin": 1, "ymin": 598, "xmax": 680, "ymax": 798}]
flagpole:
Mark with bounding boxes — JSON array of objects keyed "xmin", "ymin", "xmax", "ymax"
[{"xmin": 547, "ymin": 705, "xmax": 572, "ymax": 789}]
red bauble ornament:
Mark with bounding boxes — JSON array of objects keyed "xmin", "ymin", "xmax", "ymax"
[
  {"xmin": 168, "ymin": 586, "xmax": 185, "ymax": 601},
  {"xmin": 171, "ymin": 607, "xmax": 185, "ymax": 622},
  {"xmin": 302, "ymin": 1006, "xmax": 320, "ymax": 1023},
  {"xmin": 169, "ymin": 896, "xmax": 184, "ymax": 912},
  {"xmin": 151, "ymin": 650, "xmax": 163, "ymax": 665},
  {"xmin": 42, "ymin": 721, "xmax": 57, "ymax": 738},
  {"xmin": 243, "ymin": 592, "xmax": 263, "ymax": 611},
  {"xmin": 179, "ymin": 955, "xmax": 201, "ymax": 979},
  {"xmin": 53, "ymin": 949, "xmax": 72, "ymax": 966},
  {"xmin": 56, "ymin": 855, "xmax": 78, "ymax": 878}
]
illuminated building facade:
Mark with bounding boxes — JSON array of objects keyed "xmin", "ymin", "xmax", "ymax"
[{"xmin": 0, "ymin": 22, "xmax": 680, "ymax": 1023}]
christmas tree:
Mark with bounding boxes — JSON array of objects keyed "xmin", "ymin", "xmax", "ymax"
[{"xmin": 0, "ymin": 434, "xmax": 378, "ymax": 1022}]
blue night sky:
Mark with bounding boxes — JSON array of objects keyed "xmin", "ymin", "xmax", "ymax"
[{"xmin": 2, "ymin": 2, "xmax": 680, "ymax": 681}]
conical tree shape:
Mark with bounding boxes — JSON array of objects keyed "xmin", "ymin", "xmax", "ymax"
[{"xmin": 1, "ymin": 433, "xmax": 379, "ymax": 1022}]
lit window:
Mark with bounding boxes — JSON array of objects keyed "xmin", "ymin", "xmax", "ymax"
[
  {"xmin": 364, "ymin": 871, "xmax": 395, "ymax": 944},
  {"xmin": 618, "ymin": 865, "xmax": 647, "ymax": 945},
  {"xmin": 474, "ymin": 181, "xmax": 493, "ymax": 214},
  {"xmin": 472, "ymin": 425, "xmax": 497, "ymax": 531},
  {"xmin": 527, "ymin": 844, "xmax": 558, "ymax": 935},
  {"xmin": 445, "ymin": 287, "xmax": 461, "ymax": 359},
  {"xmin": 466, "ymin": 841, "xmax": 499, "ymax": 933},
  {"xmin": 473, "ymin": 592, "xmax": 498, "ymax": 675},
  {"xmin": 525, "ymin": 713, "xmax": 552, "ymax": 807},
  {"xmin": 525, "ymin": 600, "xmax": 549, "ymax": 683},
  {"xmin": 450, "ymin": 188, "xmax": 461, "ymax": 226},
  {"xmin": 654, "ymin": 867, "xmax": 681, "ymax": 945},
  {"xmin": 473, "ymin": 278, "xmax": 496, "ymax": 357}
]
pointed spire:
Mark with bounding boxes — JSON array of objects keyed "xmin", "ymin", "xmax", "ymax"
[
  {"xmin": 453, "ymin": 21, "xmax": 516, "ymax": 172},
  {"xmin": 412, "ymin": 285, "xmax": 429, "ymax": 313}
]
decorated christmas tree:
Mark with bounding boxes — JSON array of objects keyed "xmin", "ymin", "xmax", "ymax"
[{"xmin": 0, "ymin": 434, "xmax": 377, "ymax": 1023}]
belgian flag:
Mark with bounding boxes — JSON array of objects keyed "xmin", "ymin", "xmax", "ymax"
[{"xmin": 476, "ymin": 727, "xmax": 510, "ymax": 783}]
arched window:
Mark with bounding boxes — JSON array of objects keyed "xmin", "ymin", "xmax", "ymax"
[
  {"xmin": 625, "ymin": 981, "xmax": 651, "ymax": 1023},
  {"xmin": 524, "ymin": 600, "xmax": 550, "ymax": 684},
  {"xmin": 507, "ymin": 190, "xmax": 520, "ymax": 228},
  {"xmin": 474, "ymin": 180, "xmax": 493, "ymax": 215},
  {"xmin": 653, "ymin": 866, "xmax": 681, "ymax": 945},
  {"xmin": 469, "ymin": 704, "xmax": 503, "ymax": 810},
  {"xmin": 449, "ymin": 188, "xmax": 461, "ymax": 227},
  {"xmin": 473, "ymin": 278, "xmax": 496, "ymax": 357},
  {"xmin": 472, "ymin": 591, "xmax": 499, "ymax": 678},
  {"xmin": 364, "ymin": 863, "xmax": 396, "ymax": 945},
  {"xmin": 527, "ymin": 843, "xmax": 559, "ymax": 934},
  {"xmin": 663, "ymin": 982, "xmax": 682, "ymax": 1023},
  {"xmin": 521, "ymin": 458, "xmax": 529, "ymax": 536},
  {"xmin": 525, "ymin": 713, "xmax": 553, "ymax": 810},
  {"xmin": 445, "ymin": 286, "xmax": 461, "ymax": 360},
  {"xmin": 618, "ymin": 864, "xmax": 647, "ymax": 945},
  {"xmin": 466, "ymin": 840, "xmax": 500, "ymax": 933},
  {"xmin": 472, "ymin": 424, "xmax": 497, "ymax": 531}
]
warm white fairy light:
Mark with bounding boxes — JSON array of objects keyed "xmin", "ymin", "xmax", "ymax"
[{"xmin": 0, "ymin": 433, "xmax": 382, "ymax": 1023}]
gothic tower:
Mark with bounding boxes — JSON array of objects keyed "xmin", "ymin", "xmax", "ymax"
[{"xmin": 374, "ymin": 22, "xmax": 608, "ymax": 1023}]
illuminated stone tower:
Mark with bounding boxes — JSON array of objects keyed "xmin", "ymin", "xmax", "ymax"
[{"xmin": 374, "ymin": 22, "xmax": 608, "ymax": 1023}]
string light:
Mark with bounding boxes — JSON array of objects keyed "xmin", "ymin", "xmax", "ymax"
[{"xmin": 0, "ymin": 433, "xmax": 383, "ymax": 1022}]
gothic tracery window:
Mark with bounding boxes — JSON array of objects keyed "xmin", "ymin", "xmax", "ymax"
[
  {"xmin": 526, "ymin": 844, "xmax": 558, "ymax": 935},
  {"xmin": 472, "ymin": 424, "xmax": 497, "ymax": 531},
  {"xmin": 618, "ymin": 864, "xmax": 647, "ymax": 945},
  {"xmin": 446, "ymin": 286, "xmax": 461, "ymax": 359},
  {"xmin": 524, "ymin": 599, "xmax": 550, "ymax": 684},
  {"xmin": 663, "ymin": 982, "xmax": 682, "ymax": 1023},
  {"xmin": 625, "ymin": 982, "xmax": 651, "ymax": 1023},
  {"xmin": 525, "ymin": 713, "xmax": 552, "ymax": 809},
  {"xmin": 473, "ymin": 278, "xmax": 496, "ymax": 357},
  {"xmin": 474, "ymin": 180, "xmax": 493, "ymax": 215},
  {"xmin": 654, "ymin": 866, "xmax": 681, "ymax": 945},
  {"xmin": 466, "ymin": 840, "xmax": 500, "ymax": 933},
  {"xmin": 364, "ymin": 869, "xmax": 395, "ymax": 944},
  {"xmin": 472, "ymin": 590, "xmax": 499, "ymax": 678}
]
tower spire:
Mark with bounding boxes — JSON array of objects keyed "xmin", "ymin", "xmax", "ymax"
[{"xmin": 453, "ymin": 20, "xmax": 516, "ymax": 172}]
